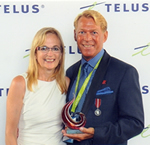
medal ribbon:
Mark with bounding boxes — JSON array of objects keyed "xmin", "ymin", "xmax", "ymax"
[
  {"xmin": 71, "ymin": 57, "xmax": 102, "ymax": 113},
  {"xmin": 95, "ymin": 99, "xmax": 101, "ymax": 108}
]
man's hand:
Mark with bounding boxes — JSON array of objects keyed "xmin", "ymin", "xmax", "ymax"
[{"xmin": 62, "ymin": 127, "xmax": 94, "ymax": 142}]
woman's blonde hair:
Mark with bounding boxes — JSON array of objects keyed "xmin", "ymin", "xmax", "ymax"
[
  {"xmin": 27, "ymin": 27, "xmax": 67, "ymax": 94},
  {"xmin": 74, "ymin": 10, "xmax": 107, "ymax": 32}
]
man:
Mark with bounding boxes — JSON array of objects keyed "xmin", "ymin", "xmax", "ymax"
[{"xmin": 62, "ymin": 10, "xmax": 144, "ymax": 145}]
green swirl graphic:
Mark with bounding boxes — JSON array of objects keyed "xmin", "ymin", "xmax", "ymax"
[
  {"xmin": 141, "ymin": 124, "xmax": 150, "ymax": 138},
  {"xmin": 132, "ymin": 42, "xmax": 150, "ymax": 56},
  {"xmin": 88, "ymin": 2, "xmax": 97, "ymax": 10},
  {"xmin": 23, "ymin": 54, "xmax": 29, "ymax": 58}
]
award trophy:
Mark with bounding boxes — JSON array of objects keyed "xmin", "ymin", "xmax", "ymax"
[{"xmin": 61, "ymin": 99, "xmax": 86, "ymax": 134}]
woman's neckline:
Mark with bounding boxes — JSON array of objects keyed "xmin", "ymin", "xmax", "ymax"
[{"xmin": 38, "ymin": 79, "xmax": 55, "ymax": 83}]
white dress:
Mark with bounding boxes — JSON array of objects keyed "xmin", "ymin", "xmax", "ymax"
[{"xmin": 17, "ymin": 73, "xmax": 66, "ymax": 145}]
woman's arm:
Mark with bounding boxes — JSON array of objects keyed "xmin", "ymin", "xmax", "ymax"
[{"xmin": 5, "ymin": 76, "xmax": 25, "ymax": 145}]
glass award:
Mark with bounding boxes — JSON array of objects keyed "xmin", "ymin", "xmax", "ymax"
[{"xmin": 61, "ymin": 99, "xmax": 86, "ymax": 134}]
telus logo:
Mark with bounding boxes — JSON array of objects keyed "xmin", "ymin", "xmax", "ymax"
[{"xmin": 0, "ymin": 4, "xmax": 43, "ymax": 14}]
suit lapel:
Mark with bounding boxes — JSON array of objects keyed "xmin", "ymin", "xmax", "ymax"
[{"xmin": 81, "ymin": 51, "xmax": 111, "ymax": 115}]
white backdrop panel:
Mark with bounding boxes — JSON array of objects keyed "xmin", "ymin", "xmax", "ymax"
[{"xmin": 0, "ymin": 0, "xmax": 150, "ymax": 144}]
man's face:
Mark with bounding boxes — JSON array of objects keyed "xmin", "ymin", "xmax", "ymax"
[{"xmin": 74, "ymin": 17, "xmax": 108, "ymax": 61}]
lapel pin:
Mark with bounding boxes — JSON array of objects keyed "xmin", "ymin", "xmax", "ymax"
[{"xmin": 102, "ymin": 80, "xmax": 106, "ymax": 84}]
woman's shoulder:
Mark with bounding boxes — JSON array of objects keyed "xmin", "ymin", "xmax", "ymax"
[
  {"xmin": 11, "ymin": 75, "xmax": 25, "ymax": 87},
  {"xmin": 8, "ymin": 74, "xmax": 26, "ymax": 100},
  {"xmin": 10, "ymin": 72, "xmax": 27, "ymax": 89}
]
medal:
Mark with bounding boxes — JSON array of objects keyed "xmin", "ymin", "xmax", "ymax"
[
  {"xmin": 95, "ymin": 109, "xmax": 101, "ymax": 116},
  {"xmin": 95, "ymin": 99, "xmax": 101, "ymax": 116}
]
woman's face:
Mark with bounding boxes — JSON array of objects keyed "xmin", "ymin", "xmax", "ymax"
[{"xmin": 36, "ymin": 33, "xmax": 62, "ymax": 73}]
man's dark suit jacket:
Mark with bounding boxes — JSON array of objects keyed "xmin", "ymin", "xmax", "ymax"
[{"xmin": 66, "ymin": 50, "xmax": 144, "ymax": 145}]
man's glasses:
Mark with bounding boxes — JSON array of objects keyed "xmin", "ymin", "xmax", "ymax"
[{"xmin": 37, "ymin": 46, "xmax": 61, "ymax": 53}]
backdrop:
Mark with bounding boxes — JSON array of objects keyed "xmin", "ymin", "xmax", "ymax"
[{"xmin": 0, "ymin": 0, "xmax": 150, "ymax": 144}]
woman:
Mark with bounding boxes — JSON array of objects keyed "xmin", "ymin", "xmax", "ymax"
[{"xmin": 5, "ymin": 27, "xmax": 69, "ymax": 145}]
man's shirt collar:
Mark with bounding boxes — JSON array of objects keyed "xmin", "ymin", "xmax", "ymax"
[{"xmin": 81, "ymin": 48, "xmax": 104, "ymax": 68}]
